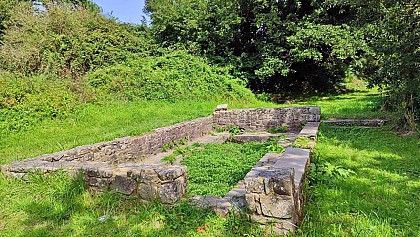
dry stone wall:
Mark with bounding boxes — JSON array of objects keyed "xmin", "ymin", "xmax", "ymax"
[
  {"xmin": 37, "ymin": 116, "xmax": 213, "ymax": 164},
  {"xmin": 213, "ymin": 106, "xmax": 320, "ymax": 131}
]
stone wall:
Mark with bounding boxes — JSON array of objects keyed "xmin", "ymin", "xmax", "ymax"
[
  {"xmin": 85, "ymin": 164, "xmax": 187, "ymax": 204},
  {"xmin": 213, "ymin": 106, "xmax": 320, "ymax": 131},
  {"xmin": 37, "ymin": 116, "xmax": 213, "ymax": 164}
]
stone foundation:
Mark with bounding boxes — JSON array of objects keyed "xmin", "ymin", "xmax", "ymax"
[{"xmin": 2, "ymin": 105, "xmax": 320, "ymax": 232}]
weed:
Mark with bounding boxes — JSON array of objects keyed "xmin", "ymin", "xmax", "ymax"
[
  {"xmin": 267, "ymin": 125, "xmax": 289, "ymax": 133},
  {"xmin": 292, "ymin": 136, "xmax": 315, "ymax": 149}
]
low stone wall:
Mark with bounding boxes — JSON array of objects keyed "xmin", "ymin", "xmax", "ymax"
[
  {"xmin": 213, "ymin": 106, "xmax": 320, "ymax": 131},
  {"xmin": 2, "ymin": 105, "xmax": 320, "ymax": 220},
  {"xmin": 37, "ymin": 116, "xmax": 213, "ymax": 164},
  {"xmin": 85, "ymin": 164, "xmax": 187, "ymax": 204}
]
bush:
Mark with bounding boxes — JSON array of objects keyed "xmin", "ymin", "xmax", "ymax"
[
  {"xmin": 87, "ymin": 50, "xmax": 256, "ymax": 102},
  {"xmin": 0, "ymin": 72, "xmax": 81, "ymax": 135},
  {"xmin": 0, "ymin": 1, "xmax": 153, "ymax": 78}
]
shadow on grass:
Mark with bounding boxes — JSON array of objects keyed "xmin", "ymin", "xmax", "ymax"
[
  {"xmin": 299, "ymin": 124, "xmax": 420, "ymax": 236},
  {"xmin": 2, "ymin": 171, "xmax": 264, "ymax": 237}
]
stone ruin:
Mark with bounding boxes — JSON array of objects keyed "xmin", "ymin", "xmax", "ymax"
[{"xmin": 1, "ymin": 105, "xmax": 321, "ymax": 234}]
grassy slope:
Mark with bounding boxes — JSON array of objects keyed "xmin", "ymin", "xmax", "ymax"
[
  {"xmin": 0, "ymin": 100, "xmax": 268, "ymax": 165},
  {"xmin": 0, "ymin": 89, "xmax": 383, "ymax": 164}
]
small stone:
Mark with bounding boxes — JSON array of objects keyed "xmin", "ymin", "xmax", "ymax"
[
  {"xmin": 156, "ymin": 166, "xmax": 186, "ymax": 181},
  {"xmin": 137, "ymin": 182, "xmax": 161, "ymax": 200}
]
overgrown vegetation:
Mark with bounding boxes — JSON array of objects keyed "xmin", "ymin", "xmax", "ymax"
[
  {"xmin": 145, "ymin": 0, "xmax": 419, "ymax": 129},
  {"xmin": 0, "ymin": 0, "xmax": 419, "ymax": 235},
  {"xmin": 0, "ymin": 171, "xmax": 267, "ymax": 236},
  {"xmin": 180, "ymin": 140, "xmax": 284, "ymax": 196}
]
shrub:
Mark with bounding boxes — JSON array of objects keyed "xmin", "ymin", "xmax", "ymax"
[
  {"xmin": 87, "ymin": 50, "xmax": 256, "ymax": 102},
  {"xmin": 0, "ymin": 1, "xmax": 153, "ymax": 78},
  {"xmin": 0, "ymin": 72, "xmax": 81, "ymax": 135}
]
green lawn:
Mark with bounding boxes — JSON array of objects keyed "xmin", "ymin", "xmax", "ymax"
[
  {"xmin": 181, "ymin": 141, "xmax": 283, "ymax": 196},
  {"xmin": 0, "ymin": 99, "xmax": 269, "ymax": 165},
  {"xmin": 298, "ymin": 125, "xmax": 420, "ymax": 236},
  {"xmin": 1, "ymin": 90, "xmax": 418, "ymax": 236}
]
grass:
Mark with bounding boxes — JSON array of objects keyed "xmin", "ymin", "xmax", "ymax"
[
  {"xmin": 297, "ymin": 125, "xmax": 420, "ymax": 236},
  {"xmin": 180, "ymin": 141, "xmax": 284, "ymax": 196},
  {"xmin": 0, "ymin": 99, "xmax": 270, "ymax": 165},
  {"xmin": 0, "ymin": 171, "xmax": 266, "ymax": 236},
  {"xmin": 294, "ymin": 90, "xmax": 387, "ymax": 120},
  {"xmin": 1, "ymin": 87, "xmax": 418, "ymax": 236}
]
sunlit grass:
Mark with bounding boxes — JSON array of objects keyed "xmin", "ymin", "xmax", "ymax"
[
  {"xmin": 297, "ymin": 125, "xmax": 420, "ymax": 236},
  {"xmin": 0, "ymin": 99, "xmax": 271, "ymax": 164},
  {"xmin": 1, "ymin": 88, "xmax": 417, "ymax": 236}
]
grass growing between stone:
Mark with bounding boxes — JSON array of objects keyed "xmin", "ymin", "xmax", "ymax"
[
  {"xmin": 297, "ymin": 125, "xmax": 420, "ymax": 236},
  {"xmin": 180, "ymin": 141, "xmax": 284, "ymax": 196},
  {"xmin": 2, "ymin": 88, "xmax": 416, "ymax": 236}
]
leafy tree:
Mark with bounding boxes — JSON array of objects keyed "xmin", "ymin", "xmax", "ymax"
[{"xmin": 145, "ymin": 0, "xmax": 366, "ymax": 94}]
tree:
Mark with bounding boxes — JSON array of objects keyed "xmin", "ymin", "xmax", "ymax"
[{"xmin": 145, "ymin": 0, "xmax": 366, "ymax": 94}]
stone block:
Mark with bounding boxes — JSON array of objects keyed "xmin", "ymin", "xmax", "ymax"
[
  {"xmin": 88, "ymin": 177, "xmax": 110, "ymax": 190},
  {"xmin": 135, "ymin": 168, "xmax": 160, "ymax": 183},
  {"xmin": 245, "ymin": 166, "xmax": 294, "ymax": 196},
  {"xmin": 273, "ymin": 148, "xmax": 310, "ymax": 190},
  {"xmin": 110, "ymin": 173, "xmax": 137, "ymax": 195},
  {"xmin": 158, "ymin": 176, "xmax": 187, "ymax": 203},
  {"xmin": 138, "ymin": 182, "xmax": 161, "ymax": 200},
  {"xmin": 259, "ymin": 195, "xmax": 294, "ymax": 219},
  {"xmin": 245, "ymin": 193, "xmax": 262, "ymax": 215},
  {"xmin": 156, "ymin": 166, "xmax": 186, "ymax": 181}
]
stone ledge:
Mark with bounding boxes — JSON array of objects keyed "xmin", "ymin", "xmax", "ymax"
[
  {"xmin": 322, "ymin": 119, "xmax": 388, "ymax": 126},
  {"xmin": 273, "ymin": 147, "xmax": 310, "ymax": 191},
  {"xmin": 298, "ymin": 122, "xmax": 320, "ymax": 138}
]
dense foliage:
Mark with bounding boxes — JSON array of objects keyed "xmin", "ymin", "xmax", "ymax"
[
  {"xmin": 87, "ymin": 50, "xmax": 255, "ymax": 102},
  {"xmin": 0, "ymin": 0, "xmax": 257, "ymax": 135},
  {"xmin": 145, "ymin": 0, "xmax": 367, "ymax": 94},
  {"xmin": 0, "ymin": 0, "xmax": 417, "ymax": 133},
  {"xmin": 0, "ymin": 1, "xmax": 153, "ymax": 77},
  {"xmin": 145, "ymin": 0, "xmax": 419, "ymax": 128}
]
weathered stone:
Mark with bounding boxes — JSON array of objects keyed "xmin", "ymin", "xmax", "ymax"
[
  {"xmin": 245, "ymin": 167, "xmax": 294, "ymax": 196},
  {"xmin": 214, "ymin": 104, "xmax": 228, "ymax": 112},
  {"xmin": 259, "ymin": 195, "xmax": 294, "ymax": 219},
  {"xmin": 245, "ymin": 175, "xmax": 265, "ymax": 193},
  {"xmin": 156, "ymin": 166, "xmax": 186, "ymax": 181},
  {"xmin": 273, "ymin": 148, "xmax": 310, "ymax": 190},
  {"xmin": 245, "ymin": 193, "xmax": 262, "ymax": 215},
  {"xmin": 158, "ymin": 176, "xmax": 186, "ymax": 203},
  {"xmin": 190, "ymin": 195, "xmax": 236, "ymax": 217},
  {"xmin": 110, "ymin": 174, "xmax": 136, "ymax": 195},
  {"xmin": 88, "ymin": 177, "xmax": 110, "ymax": 190},
  {"xmin": 298, "ymin": 122, "xmax": 320, "ymax": 138},
  {"xmin": 231, "ymin": 133, "xmax": 280, "ymax": 143},
  {"xmin": 137, "ymin": 182, "xmax": 161, "ymax": 200},
  {"xmin": 135, "ymin": 168, "xmax": 160, "ymax": 183}
]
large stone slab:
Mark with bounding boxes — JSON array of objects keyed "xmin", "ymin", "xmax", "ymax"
[
  {"xmin": 298, "ymin": 122, "xmax": 320, "ymax": 138},
  {"xmin": 273, "ymin": 147, "xmax": 310, "ymax": 190}
]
